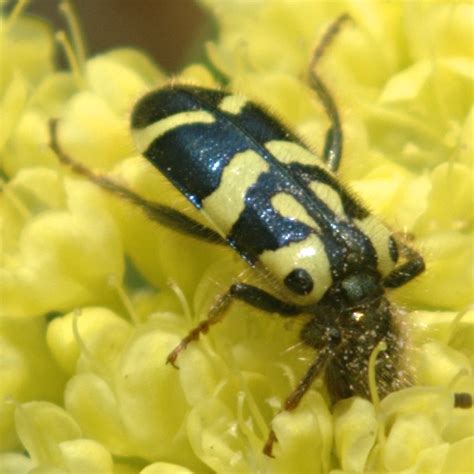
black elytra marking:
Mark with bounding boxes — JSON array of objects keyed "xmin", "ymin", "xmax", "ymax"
[
  {"xmin": 144, "ymin": 121, "xmax": 250, "ymax": 208},
  {"xmin": 132, "ymin": 86, "xmax": 227, "ymax": 129},
  {"xmin": 236, "ymin": 100, "xmax": 303, "ymax": 145},
  {"xmin": 227, "ymin": 168, "xmax": 314, "ymax": 263},
  {"xmin": 288, "ymin": 162, "xmax": 369, "ymax": 220},
  {"xmin": 284, "ymin": 268, "xmax": 314, "ymax": 295}
]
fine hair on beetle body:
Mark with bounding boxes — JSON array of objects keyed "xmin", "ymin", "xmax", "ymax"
[{"xmin": 49, "ymin": 12, "xmax": 472, "ymax": 458}]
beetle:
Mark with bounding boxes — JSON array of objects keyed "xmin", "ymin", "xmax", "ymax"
[{"xmin": 49, "ymin": 14, "xmax": 471, "ymax": 456}]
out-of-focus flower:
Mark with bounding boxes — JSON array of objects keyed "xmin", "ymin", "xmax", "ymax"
[{"xmin": 0, "ymin": 0, "xmax": 472, "ymax": 473}]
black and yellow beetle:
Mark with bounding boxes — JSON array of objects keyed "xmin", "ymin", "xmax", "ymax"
[{"xmin": 49, "ymin": 14, "xmax": 471, "ymax": 456}]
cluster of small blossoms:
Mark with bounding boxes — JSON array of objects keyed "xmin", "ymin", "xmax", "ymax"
[{"xmin": 0, "ymin": 1, "xmax": 472, "ymax": 473}]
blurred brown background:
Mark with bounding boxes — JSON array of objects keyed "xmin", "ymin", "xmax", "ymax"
[{"xmin": 28, "ymin": 0, "xmax": 212, "ymax": 72}]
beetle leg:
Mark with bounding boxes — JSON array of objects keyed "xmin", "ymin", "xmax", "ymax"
[
  {"xmin": 384, "ymin": 243, "xmax": 425, "ymax": 288},
  {"xmin": 166, "ymin": 290, "xmax": 233, "ymax": 367},
  {"xmin": 263, "ymin": 347, "xmax": 330, "ymax": 457},
  {"xmin": 48, "ymin": 119, "xmax": 225, "ymax": 245},
  {"xmin": 167, "ymin": 282, "xmax": 303, "ymax": 367},
  {"xmin": 230, "ymin": 283, "xmax": 303, "ymax": 316}
]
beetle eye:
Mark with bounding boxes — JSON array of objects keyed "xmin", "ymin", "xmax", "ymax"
[{"xmin": 284, "ymin": 268, "xmax": 314, "ymax": 295}]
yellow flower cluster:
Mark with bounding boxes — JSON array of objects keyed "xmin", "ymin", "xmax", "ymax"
[{"xmin": 0, "ymin": 0, "xmax": 472, "ymax": 473}]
